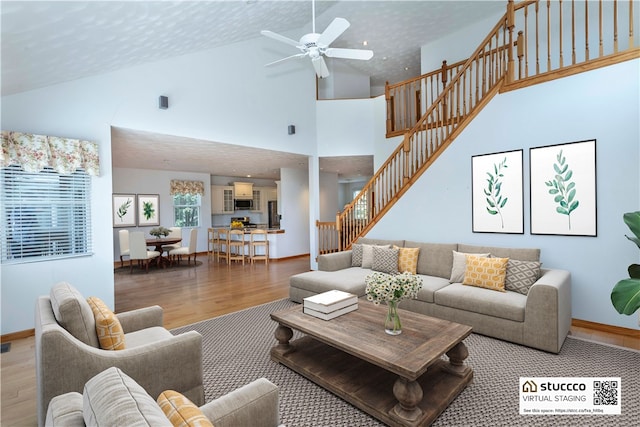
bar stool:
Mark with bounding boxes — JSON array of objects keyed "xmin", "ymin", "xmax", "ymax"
[
  {"xmin": 228, "ymin": 229, "xmax": 247, "ymax": 265},
  {"xmin": 216, "ymin": 228, "xmax": 230, "ymax": 264},
  {"xmin": 249, "ymin": 229, "xmax": 269, "ymax": 265},
  {"xmin": 207, "ymin": 228, "xmax": 216, "ymax": 261}
]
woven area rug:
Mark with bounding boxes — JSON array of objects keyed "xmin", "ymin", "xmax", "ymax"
[{"xmin": 172, "ymin": 299, "xmax": 640, "ymax": 427}]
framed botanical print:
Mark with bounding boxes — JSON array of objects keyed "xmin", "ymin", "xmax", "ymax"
[
  {"xmin": 112, "ymin": 194, "xmax": 136, "ymax": 227},
  {"xmin": 530, "ymin": 139, "xmax": 597, "ymax": 236},
  {"xmin": 471, "ymin": 149, "xmax": 524, "ymax": 234},
  {"xmin": 137, "ymin": 194, "xmax": 160, "ymax": 227}
]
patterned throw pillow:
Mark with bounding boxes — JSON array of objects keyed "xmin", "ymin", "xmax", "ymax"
[
  {"xmin": 462, "ymin": 255, "xmax": 509, "ymax": 292},
  {"xmin": 505, "ymin": 259, "xmax": 542, "ymax": 295},
  {"xmin": 450, "ymin": 251, "xmax": 490, "ymax": 283},
  {"xmin": 86, "ymin": 297, "xmax": 125, "ymax": 350},
  {"xmin": 157, "ymin": 390, "xmax": 213, "ymax": 427},
  {"xmin": 372, "ymin": 246, "xmax": 399, "ymax": 274},
  {"xmin": 394, "ymin": 246, "xmax": 420, "ymax": 274},
  {"xmin": 351, "ymin": 244, "xmax": 363, "ymax": 267},
  {"xmin": 362, "ymin": 244, "xmax": 390, "ymax": 268}
]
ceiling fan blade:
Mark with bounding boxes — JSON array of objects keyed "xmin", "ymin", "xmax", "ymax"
[
  {"xmin": 311, "ymin": 56, "xmax": 330, "ymax": 78},
  {"xmin": 325, "ymin": 48, "xmax": 374, "ymax": 60},
  {"xmin": 317, "ymin": 17, "xmax": 350, "ymax": 47},
  {"xmin": 264, "ymin": 53, "xmax": 307, "ymax": 67},
  {"xmin": 261, "ymin": 30, "xmax": 301, "ymax": 48}
]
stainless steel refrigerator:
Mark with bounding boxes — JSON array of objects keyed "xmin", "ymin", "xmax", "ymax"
[{"xmin": 268, "ymin": 201, "xmax": 280, "ymax": 229}]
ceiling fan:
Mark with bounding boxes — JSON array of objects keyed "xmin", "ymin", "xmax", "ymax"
[{"xmin": 261, "ymin": 0, "xmax": 373, "ymax": 78}]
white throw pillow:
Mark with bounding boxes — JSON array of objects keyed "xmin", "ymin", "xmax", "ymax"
[{"xmin": 450, "ymin": 250, "xmax": 490, "ymax": 283}]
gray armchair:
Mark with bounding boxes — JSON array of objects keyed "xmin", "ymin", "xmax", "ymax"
[{"xmin": 35, "ymin": 282, "xmax": 204, "ymax": 427}]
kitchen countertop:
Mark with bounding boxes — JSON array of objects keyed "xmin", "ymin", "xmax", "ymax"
[{"xmin": 212, "ymin": 226, "xmax": 284, "ymax": 234}]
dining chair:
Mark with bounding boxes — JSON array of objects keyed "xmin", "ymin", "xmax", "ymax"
[
  {"xmin": 128, "ymin": 231, "xmax": 161, "ymax": 273},
  {"xmin": 228, "ymin": 229, "xmax": 247, "ymax": 265},
  {"xmin": 216, "ymin": 228, "xmax": 229, "ymax": 264},
  {"xmin": 169, "ymin": 228, "xmax": 198, "ymax": 266},
  {"xmin": 162, "ymin": 226, "xmax": 182, "ymax": 254},
  {"xmin": 118, "ymin": 229, "xmax": 130, "ymax": 268},
  {"xmin": 249, "ymin": 229, "xmax": 269, "ymax": 265}
]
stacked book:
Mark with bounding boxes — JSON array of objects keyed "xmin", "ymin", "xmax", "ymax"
[{"xmin": 303, "ymin": 290, "xmax": 358, "ymax": 320}]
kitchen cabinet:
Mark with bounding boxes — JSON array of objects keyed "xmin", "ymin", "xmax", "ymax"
[
  {"xmin": 211, "ymin": 185, "xmax": 234, "ymax": 214},
  {"xmin": 265, "ymin": 187, "xmax": 277, "ymax": 201},
  {"xmin": 233, "ymin": 182, "xmax": 253, "ymax": 199},
  {"xmin": 251, "ymin": 189, "xmax": 262, "ymax": 213}
]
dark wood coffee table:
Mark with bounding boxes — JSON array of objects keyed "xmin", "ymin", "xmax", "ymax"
[{"xmin": 270, "ymin": 302, "xmax": 472, "ymax": 427}]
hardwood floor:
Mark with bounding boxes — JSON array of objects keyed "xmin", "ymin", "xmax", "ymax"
[{"xmin": 1, "ymin": 254, "xmax": 638, "ymax": 426}]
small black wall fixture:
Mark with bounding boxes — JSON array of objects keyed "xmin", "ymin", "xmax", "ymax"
[
  {"xmin": 288, "ymin": 125, "xmax": 295, "ymax": 135},
  {"xmin": 159, "ymin": 96, "xmax": 169, "ymax": 109}
]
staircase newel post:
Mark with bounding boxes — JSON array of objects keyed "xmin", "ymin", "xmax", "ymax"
[
  {"xmin": 403, "ymin": 135, "xmax": 411, "ymax": 186},
  {"xmin": 385, "ymin": 81, "xmax": 392, "ymax": 135},
  {"xmin": 335, "ymin": 211, "xmax": 342, "ymax": 252},
  {"xmin": 440, "ymin": 60, "xmax": 448, "ymax": 88},
  {"xmin": 507, "ymin": 0, "xmax": 516, "ymax": 84}
]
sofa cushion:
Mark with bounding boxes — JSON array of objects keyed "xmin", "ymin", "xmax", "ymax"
[
  {"xmin": 125, "ymin": 327, "xmax": 173, "ymax": 349},
  {"xmin": 458, "ymin": 244, "xmax": 540, "ymax": 262},
  {"xmin": 357, "ymin": 237, "xmax": 405, "ymax": 247},
  {"xmin": 434, "ymin": 283, "xmax": 526, "ymax": 322},
  {"xmin": 83, "ymin": 367, "xmax": 171, "ymax": 426},
  {"xmin": 413, "ymin": 275, "xmax": 451, "ymax": 303},
  {"xmin": 404, "ymin": 241, "xmax": 458, "ymax": 279},
  {"xmin": 49, "ymin": 282, "xmax": 100, "ymax": 348},
  {"xmin": 449, "ymin": 251, "xmax": 490, "ymax": 283},
  {"xmin": 394, "ymin": 246, "xmax": 420, "ymax": 274},
  {"xmin": 157, "ymin": 390, "xmax": 213, "ymax": 427},
  {"xmin": 46, "ymin": 392, "xmax": 84, "ymax": 427},
  {"xmin": 87, "ymin": 297, "xmax": 125, "ymax": 350},
  {"xmin": 372, "ymin": 246, "xmax": 399, "ymax": 274},
  {"xmin": 289, "ymin": 268, "xmax": 371, "ymax": 297},
  {"xmin": 505, "ymin": 259, "xmax": 542, "ymax": 295},
  {"xmin": 462, "ymin": 255, "xmax": 508, "ymax": 292}
]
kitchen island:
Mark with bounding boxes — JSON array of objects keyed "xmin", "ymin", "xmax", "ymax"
[{"xmin": 211, "ymin": 226, "xmax": 288, "ymax": 260}]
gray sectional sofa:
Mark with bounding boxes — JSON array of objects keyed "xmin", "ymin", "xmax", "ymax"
[{"xmin": 290, "ymin": 238, "xmax": 572, "ymax": 353}]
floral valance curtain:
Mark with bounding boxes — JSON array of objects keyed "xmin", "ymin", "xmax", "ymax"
[
  {"xmin": 170, "ymin": 179, "xmax": 205, "ymax": 196},
  {"xmin": 0, "ymin": 130, "xmax": 100, "ymax": 176}
]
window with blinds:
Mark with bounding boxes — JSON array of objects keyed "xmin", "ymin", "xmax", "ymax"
[{"xmin": 1, "ymin": 166, "xmax": 92, "ymax": 263}]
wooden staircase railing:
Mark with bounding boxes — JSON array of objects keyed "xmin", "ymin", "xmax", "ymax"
[{"xmin": 318, "ymin": 0, "xmax": 638, "ymax": 256}]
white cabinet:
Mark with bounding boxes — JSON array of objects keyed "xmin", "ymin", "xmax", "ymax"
[
  {"xmin": 233, "ymin": 182, "xmax": 253, "ymax": 199},
  {"xmin": 251, "ymin": 189, "xmax": 263, "ymax": 212},
  {"xmin": 211, "ymin": 186, "xmax": 234, "ymax": 214},
  {"xmin": 265, "ymin": 187, "xmax": 277, "ymax": 201}
]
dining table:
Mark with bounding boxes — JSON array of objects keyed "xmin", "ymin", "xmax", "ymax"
[{"xmin": 145, "ymin": 237, "xmax": 182, "ymax": 268}]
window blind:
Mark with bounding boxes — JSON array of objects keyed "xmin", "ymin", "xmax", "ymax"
[{"xmin": 1, "ymin": 166, "xmax": 92, "ymax": 263}]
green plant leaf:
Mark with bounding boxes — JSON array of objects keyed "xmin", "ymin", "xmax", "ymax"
[
  {"xmin": 487, "ymin": 208, "xmax": 498, "ymax": 215},
  {"xmin": 556, "ymin": 207, "xmax": 569, "ymax": 215},
  {"xmin": 610, "ymin": 278, "xmax": 640, "ymax": 315},
  {"xmin": 623, "ymin": 211, "xmax": 640, "ymax": 245},
  {"xmin": 629, "ymin": 264, "xmax": 640, "ymax": 279},
  {"xmin": 569, "ymin": 200, "xmax": 579, "ymax": 212},
  {"xmin": 486, "ymin": 198, "xmax": 495, "ymax": 207},
  {"xmin": 500, "ymin": 197, "xmax": 508, "ymax": 208}
]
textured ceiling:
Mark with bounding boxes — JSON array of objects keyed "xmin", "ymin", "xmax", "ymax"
[{"xmin": 2, "ymin": 1, "xmax": 506, "ymax": 181}]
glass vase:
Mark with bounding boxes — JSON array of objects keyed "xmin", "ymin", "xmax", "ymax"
[{"xmin": 385, "ymin": 300, "xmax": 402, "ymax": 335}]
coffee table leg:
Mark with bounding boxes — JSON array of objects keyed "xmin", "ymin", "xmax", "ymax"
[
  {"xmin": 391, "ymin": 377, "xmax": 423, "ymax": 422},
  {"xmin": 273, "ymin": 323, "xmax": 293, "ymax": 354},
  {"xmin": 444, "ymin": 341, "xmax": 471, "ymax": 377}
]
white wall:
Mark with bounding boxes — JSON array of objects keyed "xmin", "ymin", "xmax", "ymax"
[
  {"xmin": 319, "ymin": 172, "xmax": 339, "ymax": 222},
  {"xmin": 370, "ymin": 59, "xmax": 640, "ymax": 330},
  {"xmin": 316, "ymin": 98, "xmax": 376, "ymax": 156},
  {"xmin": 317, "ymin": 60, "xmax": 371, "ymax": 100},
  {"xmin": 279, "ymin": 167, "xmax": 310, "ymax": 258},
  {"xmin": 1, "ymin": 36, "xmax": 317, "ymax": 334}
]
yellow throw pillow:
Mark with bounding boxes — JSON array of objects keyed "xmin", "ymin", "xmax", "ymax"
[
  {"xmin": 86, "ymin": 297, "xmax": 125, "ymax": 350},
  {"xmin": 462, "ymin": 255, "xmax": 509, "ymax": 292},
  {"xmin": 394, "ymin": 245, "xmax": 420, "ymax": 274},
  {"xmin": 157, "ymin": 390, "xmax": 214, "ymax": 427}
]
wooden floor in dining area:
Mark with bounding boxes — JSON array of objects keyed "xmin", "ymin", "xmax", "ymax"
[{"xmin": 1, "ymin": 254, "xmax": 639, "ymax": 426}]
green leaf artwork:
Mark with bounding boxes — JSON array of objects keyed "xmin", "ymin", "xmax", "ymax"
[
  {"xmin": 484, "ymin": 157, "xmax": 509, "ymax": 228},
  {"xmin": 142, "ymin": 201, "xmax": 155, "ymax": 220},
  {"xmin": 544, "ymin": 149, "xmax": 579, "ymax": 229},
  {"xmin": 116, "ymin": 199, "xmax": 132, "ymax": 222}
]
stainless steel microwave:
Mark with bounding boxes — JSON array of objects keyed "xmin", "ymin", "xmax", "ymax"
[{"xmin": 234, "ymin": 199, "xmax": 253, "ymax": 210}]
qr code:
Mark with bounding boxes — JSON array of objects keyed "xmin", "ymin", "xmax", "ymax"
[{"xmin": 593, "ymin": 380, "xmax": 618, "ymax": 405}]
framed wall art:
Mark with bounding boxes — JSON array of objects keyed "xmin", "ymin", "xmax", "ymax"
[
  {"xmin": 471, "ymin": 149, "xmax": 524, "ymax": 234},
  {"xmin": 530, "ymin": 139, "xmax": 597, "ymax": 236},
  {"xmin": 137, "ymin": 194, "xmax": 160, "ymax": 227},
  {"xmin": 112, "ymin": 194, "xmax": 136, "ymax": 227}
]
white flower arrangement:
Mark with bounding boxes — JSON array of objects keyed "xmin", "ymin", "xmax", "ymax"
[{"xmin": 365, "ymin": 271, "xmax": 423, "ymax": 305}]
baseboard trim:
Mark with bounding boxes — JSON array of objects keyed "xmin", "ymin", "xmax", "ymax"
[
  {"xmin": 572, "ymin": 318, "xmax": 640, "ymax": 337},
  {"xmin": 1, "ymin": 328, "xmax": 35, "ymax": 343}
]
